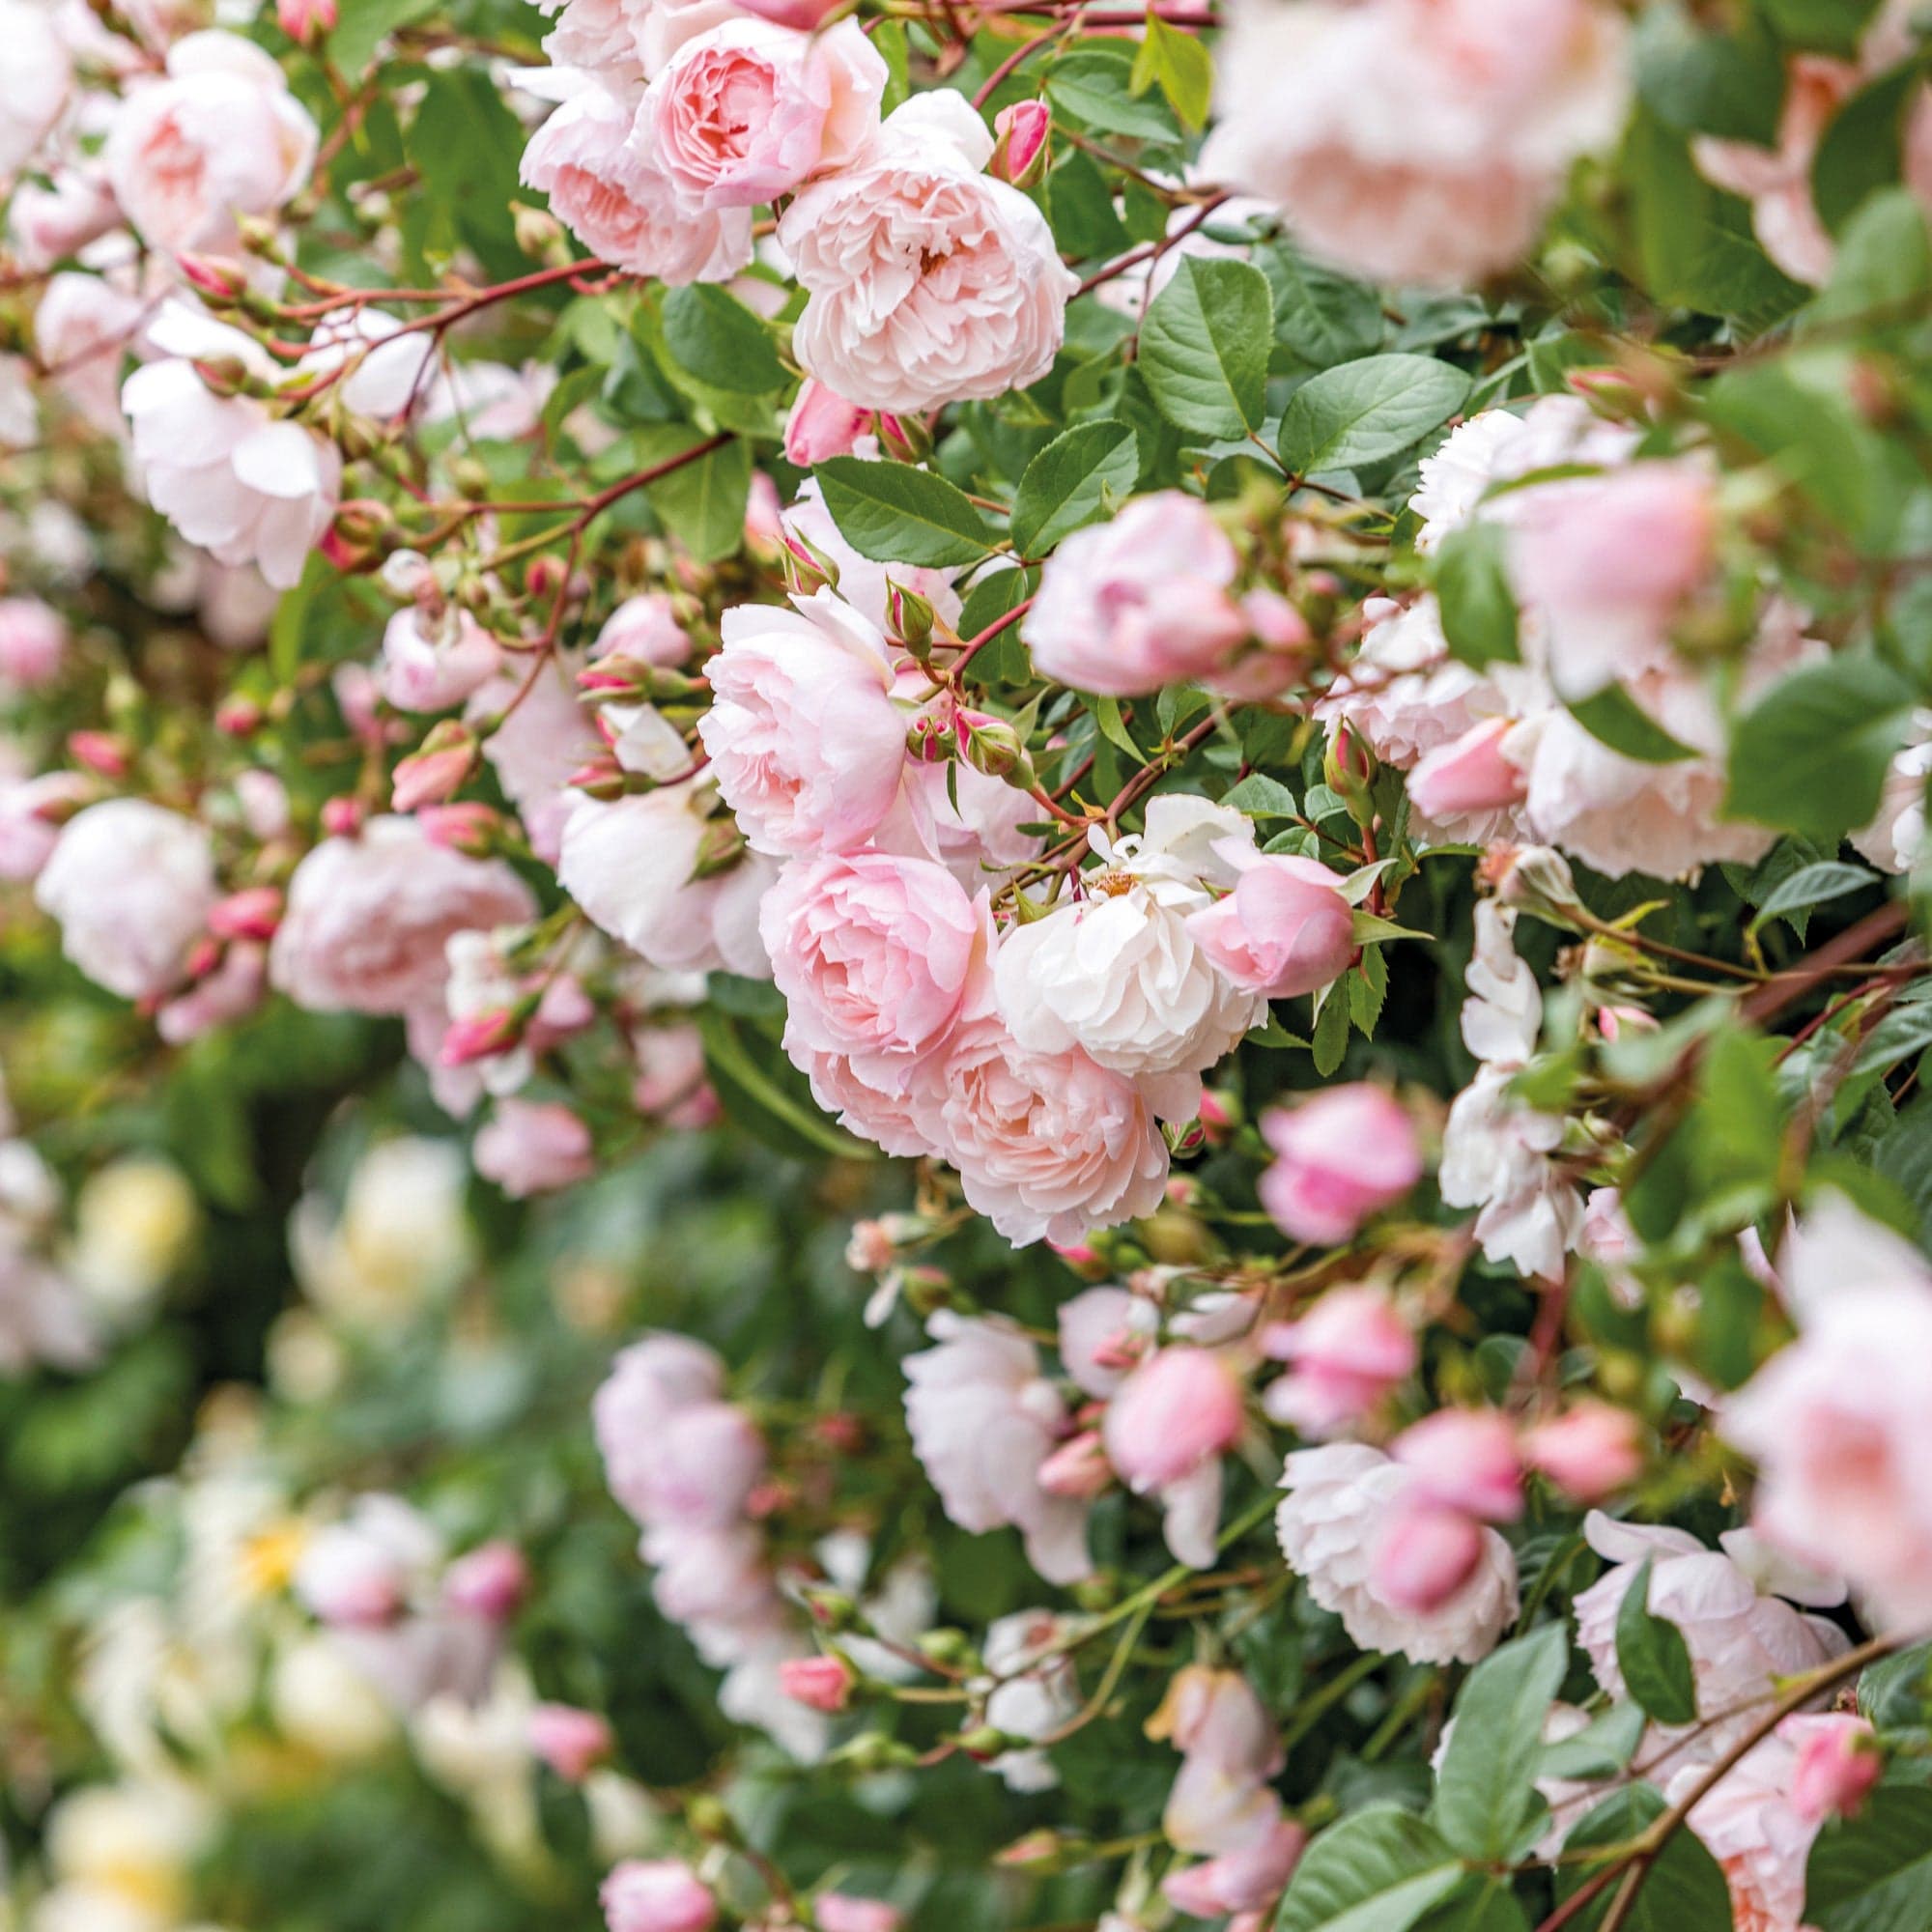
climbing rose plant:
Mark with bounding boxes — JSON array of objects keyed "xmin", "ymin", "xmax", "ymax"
[{"xmin": 4, "ymin": 0, "xmax": 1932, "ymax": 1928}]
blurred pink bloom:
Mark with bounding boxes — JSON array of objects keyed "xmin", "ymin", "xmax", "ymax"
[
  {"xmin": 528, "ymin": 1702, "xmax": 613, "ymax": 1782},
  {"xmin": 1263, "ymin": 1285, "xmax": 1416, "ymax": 1438},
  {"xmin": 1258, "ymin": 1086, "xmax": 1422, "ymax": 1247},
  {"xmin": 1102, "ymin": 1346, "xmax": 1243, "ymax": 1492},
  {"xmin": 1393, "ymin": 1409, "xmax": 1523, "ymax": 1522},
  {"xmin": 601, "ymin": 1860, "xmax": 716, "ymax": 1932}
]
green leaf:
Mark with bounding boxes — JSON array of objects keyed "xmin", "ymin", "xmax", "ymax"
[
  {"xmin": 1413, "ymin": 1881, "xmax": 1530, "ymax": 1932},
  {"xmin": 1537, "ymin": 1703, "xmax": 1646, "ymax": 1783},
  {"xmin": 1009, "ymin": 421, "xmax": 1140, "ymax": 557},
  {"xmin": 1747, "ymin": 860, "xmax": 1879, "ymax": 931},
  {"xmin": 646, "ymin": 432, "xmax": 751, "ymax": 565},
  {"xmin": 1258, "ymin": 244, "xmax": 1384, "ymax": 369},
  {"xmin": 1850, "ymin": 1004, "xmax": 1932, "ymax": 1079},
  {"xmin": 1813, "ymin": 58, "xmax": 1929, "ymax": 235},
  {"xmin": 1724, "ymin": 655, "xmax": 1916, "ymax": 841},
  {"xmin": 1276, "ymin": 1806, "xmax": 1464, "ymax": 1932},
  {"xmin": 658, "ymin": 286, "xmax": 785, "ymax": 393},
  {"xmin": 1809, "ymin": 185, "xmax": 1932, "ymax": 327},
  {"xmin": 1558, "ymin": 1787, "xmax": 1733, "ymax": 1932},
  {"xmin": 1139, "ymin": 256, "xmax": 1273, "ymax": 440},
  {"xmin": 1279, "ymin": 355, "xmax": 1471, "ymax": 476},
  {"xmin": 697, "ymin": 1010, "xmax": 880, "ymax": 1163},
  {"xmin": 1760, "ymin": 0, "xmax": 1883, "ymax": 56},
  {"xmin": 1129, "ymin": 13, "xmax": 1213, "ymax": 130},
  {"xmin": 1432, "ymin": 1624, "xmax": 1571, "ymax": 1862},
  {"xmin": 1045, "ymin": 49, "xmax": 1179, "ymax": 141},
  {"xmin": 814, "ymin": 458, "xmax": 996, "ymax": 568},
  {"xmin": 1435, "ymin": 524, "xmax": 1521, "ymax": 668},
  {"xmin": 1856, "ymin": 1643, "xmax": 1931, "ymax": 1729},
  {"xmin": 409, "ymin": 70, "xmax": 528, "ymax": 281},
  {"xmin": 1806, "ymin": 1786, "xmax": 1932, "ymax": 1932},
  {"xmin": 1567, "ymin": 684, "xmax": 1698, "ymax": 764},
  {"xmin": 1219, "ymin": 774, "xmax": 1300, "ymax": 818},
  {"xmin": 329, "ymin": 0, "xmax": 441, "ymax": 73},
  {"xmin": 1045, "ymin": 150, "xmax": 1130, "ymax": 259},
  {"xmin": 1093, "ymin": 695, "xmax": 1148, "ymax": 763},
  {"xmin": 1635, "ymin": 2, "xmax": 1786, "ymax": 144},
  {"xmin": 1312, "ymin": 983, "xmax": 1351, "ymax": 1075},
  {"xmin": 269, "ymin": 554, "xmax": 328, "ymax": 684},
  {"xmin": 1614, "ymin": 1558, "xmax": 1699, "ymax": 1725},
  {"xmin": 1875, "ymin": 1094, "xmax": 1932, "ymax": 1247}
]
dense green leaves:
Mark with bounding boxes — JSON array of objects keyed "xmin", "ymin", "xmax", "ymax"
[
  {"xmin": 1139, "ymin": 257, "xmax": 1275, "ymax": 439},
  {"xmin": 1614, "ymin": 1559, "xmax": 1699, "ymax": 1725},
  {"xmin": 1276, "ymin": 1807, "xmax": 1464, "ymax": 1932},
  {"xmin": 1009, "ymin": 421, "xmax": 1140, "ymax": 557},
  {"xmin": 1431, "ymin": 1624, "xmax": 1570, "ymax": 1861},
  {"xmin": 1278, "ymin": 355, "xmax": 1470, "ymax": 475},
  {"xmin": 1559, "ymin": 1788, "xmax": 1733, "ymax": 1932},
  {"xmin": 1805, "ymin": 1787, "xmax": 1932, "ymax": 1932},
  {"xmin": 813, "ymin": 458, "xmax": 996, "ymax": 567}
]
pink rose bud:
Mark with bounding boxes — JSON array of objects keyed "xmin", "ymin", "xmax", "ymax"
[
  {"xmin": 1372, "ymin": 1500, "xmax": 1484, "ymax": 1612},
  {"xmin": 731, "ymin": 0, "xmax": 843, "ymax": 25},
  {"xmin": 442, "ymin": 1540, "xmax": 529, "ymax": 1620},
  {"xmin": 440, "ymin": 1009, "xmax": 524, "ymax": 1066},
  {"xmin": 1037, "ymin": 1429, "xmax": 1116, "ymax": 1499},
  {"xmin": 783, "ymin": 378, "xmax": 872, "ymax": 467},
  {"xmin": 68, "ymin": 730, "xmax": 130, "ymax": 779},
  {"xmin": 416, "ymin": 802, "xmax": 505, "ymax": 856},
  {"xmin": 0, "ymin": 597, "xmax": 67, "ymax": 690},
  {"xmin": 600, "ymin": 1860, "xmax": 717, "ymax": 1932},
  {"xmin": 1595, "ymin": 1005, "xmax": 1659, "ymax": 1044},
  {"xmin": 1262, "ymin": 1284, "xmax": 1416, "ymax": 1437},
  {"xmin": 208, "ymin": 886, "xmax": 284, "ymax": 944},
  {"xmin": 1406, "ymin": 717, "xmax": 1528, "ymax": 822},
  {"xmin": 779, "ymin": 1654, "xmax": 856, "ymax": 1713},
  {"xmin": 528, "ymin": 1703, "xmax": 613, "ymax": 1783},
  {"xmin": 320, "ymin": 796, "xmax": 365, "ymax": 838},
  {"xmin": 990, "ymin": 100, "xmax": 1050, "ymax": 187},
  {"xmin": 1186, "ymin": 852, "xmax": 1353, "ymax": 1000},
  {"xmin": 276, "ymin": 0, "xmax": 337, "ymax": 38},
  {"xmin": 392, "ymin": 726, "xmax": 477, "ymax": 813},
  {"xmin": 1102, "ymin": 1345, "xmax": 1244, "ymax": 1492},
  {"xmin": 744, "ymin": 470, "xmax": 786, "ymax": 553},
  {"xmin": 175, "ymin": 254, "xmax": 250, "ymax": 303},
  {"xmin": 1521, "ymin": 1401, "xmax": 1643, "ymax": 1503},
  {"xmin": 1257, "ymin": 1085, "xmax": 1423, "ymax": 1247},
  {"xmin": 816, "ymin": 1897, "xmax": 904, "ymax": 1932},
  {"xmin": 1322, "ymin": 721, "xmax": 1377, "ymax": 815},
  {"xmin": 1392, "ymin": 1409, "xmax": 1522, "ymax": 1522},
  {"xmin": 215, "ymin": 697, "xmax": 264, "ymax": 736},
  {"xmin": 1161, "ymin": 1818, "xmax": 1306, "ymax": 1918},
  {"xmin": 1783, "ymin": 1715, "xmax": 1882, "ymax": 1824}
]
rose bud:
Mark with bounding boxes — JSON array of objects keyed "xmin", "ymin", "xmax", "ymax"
[
  {"xmin": 779, "ymin": 1654, "xmax": 856, "ymax": 1713},
  {"xmin": 1262, "ymin": 1284, "xmax": 1415, "ymax": 1437},
  {"xmin": 528, "ymin": 1703, "xmax": 613, "ymax": 1783},
  {"xmin": 391, "ymin": 723, "xmax": 477, "ymax": 812},
  {"xmin": 783, "ymin": 378, "xmax": 871, "ymax": 467},
  {"xmin": 1372, "ymin": 1500, "xmax": 1484, "ymax": 1612},
  {"xmin": 600, "ymin": 1860, "xmax": 717, "ymax": 1932},
  {"xmin": 1392, "ymin": 1408, "xmax": 1523, "ymax": 1522},
  {"xmin": 816, "ymin": 1897, "xmax": 905, "ymax": 1932},
  {"xmin": 416, "ymin": 802, "xmax": 506, "ymax": 856},
  {"xmin": 208, "ymin": 885, "xmax": 284, "ymax": 944},
  {"xmin": 990, "ymin": 100, "xmax": 1050, "ymax": 187},
  {"xmin": 1037, "ymin": 1429, "xmax": 1116, "ymax": 1500},
  {"xmin": 442, "ymin": 1540, "xmax": 529, "ymax": 1620},
  {"xmin": 277, "ymin": 0, "xmax": 337, "ymax": 39},
  {"xmin": 1101, "ymin": 1345, "xmax": 1243, "ymax": 1492},
  {"xmin": 1257, "ymin": 1085, "xmax": 1423, "ymax": 1246},
  {"xmin": 1783, "ymin": 1715, "xmax": 1882, "ymax": 1824},
  {"xmin": 1406, "ymin": 717, "xmax": 1528, "ymax": 822},
  {"xmin": 1521, "ymin": 1400, "xmax": 1644, "ymax": 1502}
]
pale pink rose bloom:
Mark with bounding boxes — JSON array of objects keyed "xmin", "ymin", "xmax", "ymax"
[
  {"xmin": 473, "ymin": 1099, "xmax": 595, "ymax": 1198},
  {"xmin": 913, "ymin": 757, "xmax": 1044, "ymax": 892},
  {"xmin": 1205, "ymin": 0, "xmax": 1630, "ymax": 287},
  {"xmin": 593, "ymin": 592, "xmax": 692, "ymax": 668},
  {"xmin": 633, "ymin": 1024, "xmax": 719, "ymax": 1128},
  {"xmin": 1725, "ymin": 1196, "xmax": 1932, "ymax": 1634},
  {"xmin": 104, "ymin": 32, "xmax": 317, "ymax": 254},
  {"xmin": 1574, "ymin": 1514, "xmax": 1848, "ymax": 1779},
  {"xmin": 1392, "ymin": 1408, "xmax": 1522, "ymax": 1521},
  {"xmin": 520, "ymin": 79, "xmax": 753, "ymax": 284},
  {"xmin": 295, "ymin": 308, "xmax": 439, "ymax": 422},
  {"xmin": 980, "ymin": 1607, "xmax": 1082, "ymax": 1791},
  {"xmin": 1664, "ymin": 1730, "xmax": 1826, "ymax": 1932},
  {"xmin": 441, "ymin": 1540, "xmax": 528, "ymax": 1619},
  {"xmin": 761, "ymin": 849, "xmax": 993, "ymax": 1117},
  {"xmin": 527, "ymin": 1703, "xmax": 613, "ymax": 1782},
  {"xmin": 698, "ymin": 588, "xmax": 910, "ymax": 858},
  {"xmin": 1257, "ymin": 1086, "xmax": 1423, "ymax": 1247},
  {"xmin": 815, "ymin": 1897, "xmax": 904, "ymax": 1932},
  {"xmin": 1103, "ymin": 1346, "xmax": 1244, "ymax": 1493},
  {"xmin": 0, "ymin": 354, "xmax": 35, "ymax": 449},
  {"xmin": 1185, "ymin": 851, "xmax": 1352, "ymax": 1000},
  {"xmin": 781, "ymin": 478, "xmax": 963, "ymax": 637},
  {"xmin": 639, "ymin": 18, "xmax": 885, "ymax": 210},
  {"xmin": 777, "ymin": 1654, "xmax": 853, "ymax": 1712},
  {"xmin": 780, "ymin": 93, "xmax": 1077, "ymax": 413},
  {"xmin": 270, "ymin": 816, "xmax": 535, "ymax": 1015},
  {"xmin": 1023, "ymin": 495, "xmax": 1247, "ymax": 698},
  {"xmin": 646, "ymin": 1522, "xmax": 781, "ymax": 1648},
  {"xmin": 1058, "ymin": 1283, "xmax": 1155, "ymax": 1395},
  {"xmin": 1508, "ymin": 461, "xmax": 1718, "ymax": 697},
  {"xmin": 1262, "ymin": 1284, "xmax": 1416, "ymax": 1437},
  {"xmin": 33, "ymin": 271, "xmax": 147, "ymax": 438},
  {"xmin": 537, "ymin": 0, "xmax": 735, "ymax": 86},
  {"xmin": 635, "ymin": 1400, "xmax": 768, "ymax": 1530},
  {"xmin": 1851, "ymin": 720, "xmax": 1932, "ymax": 873},
  {"xmin": 0, "ymin": 766, "xmax": 89, "ymax": 882},
  {"xmin": 1785, "ymin": 1713, "xmax": 1881, "ymax": 1824},
  {"xmin": 593, "ymin": 1332, "xmax": 726, "ymax": 1518},
  {"xmin": 600, "ymin": 1860, "xmax": 716, "ymax": 1932},
  {"xmin": 1406, "ymin": 717, "xmax": 1530, "ymax": 822},
  {"xmin": 1372, "ymin": 1501, "xmax": 1486, "ymax": 1612},
  {"xmin": 35, "ymin": 799, "xmax": 217, "ymax": 1002},
  {"xmin": 380, "ymin": 605, "xmax": 502, "ymax": 712},
  {"xmin": 782, "ymin": 378, "xmax": 871, "ymax": 466},
  {"xmin": 1440, "ymin": 1063, "xmax": 1582, "ymax": 1280},
  {"xmin": 557, "ymin": 779, "xmax": 777, "ymax": 978},
  {"xmin": 122, "ymin": 304, "xmax": 341, "ymax": 590},
  {"xmin": 295, "ymin": 1494, "xmax": 441, "ymax": 1628},
  {"xmin": 1277, "ymin": 1443, "xmax": 1519, "ymax": 1665},
  {"xmin": 0, "ymin": 0, "xmax": 72, "ymax": 178},
  {"xmin": 1162, "ymin": 1819, "xmax": 1306, "ymax": 1919},
  {"xmin": 8, "ymin": 167, "xmax": 122, "ymax": 272},
  {"xmin": 914, "ymin": 1017, "xmax": 1170, "ymax": 1248},
  {"xmin": 901, "ymin": 1312, "xmax": 1093, "ymax": 1584},
  {"xmin": 1523, "ymin": 1400, "xmax": 1643, "ymax": 1502},
  {"xmin": 0, "ymin": 598, "xmax": 67, "ymax": 691},
  {"xmin": 465, "ymin": 653, "xmax": 601, "ymax": 865},
  {"xmin": 1151, "ymin": 1665, "xmax": 1285, "ymax": 1857}
]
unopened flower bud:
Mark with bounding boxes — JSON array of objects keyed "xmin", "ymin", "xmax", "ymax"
[
  {"xmin": 886, "ymin": 578, "xmax": 935, "ymax": 650},
  {"xmin": 1321, "ymin": 720, "xmax": 1377, "ymax": 823},
  {"xmin": 779, "ymin": 1654, "xmax": 856, "ymax": 1713},
  {"xmin": 177, "ymin": 253, "xmax": 250, "ymax": 305},
  {"xmin": 276, "ymin": 0, "xmax": 337, "ymax": 41},
  {"xmin": 209, "ymin": 886, "xmax": 284, "ymax": 943},
  {"xmin": 1521, "ymin": 1400, "xmax": 1643, "ymax": 1502},
  {"xmin": 1391, "ymin": 1408, "xmax": 1522, "ymax": 1522},
  {"xmin": 1480, "ymin": 842, "xmax": 1588, "ymax": 929},
  {"xmin": 416, "ymin": 802, "xmax": 506, "ymax": 856},
  {"xmin": 874, "ymin": 412, "xmax": 932, "ymax": 466},
  {"xmin": 799, "ymin": 1586, "xmax": 857, "ymax": 1631},
  {"xmin": 1784, "ymin": 1715, "xmax": 1883, "ymax": 1823},
  {"xmin": 1037, "ymin": 1430, "xmax": 1114, "ymax": 1499},
  {"xmin": 989, "ymin": 99, "xmax": 1050, "ymax": 187},
  {"xmin": 442, "ymin": 1540, "xmax": 528, "ymax": 1619},
  {"xmin": 68, "ymin": 730, "xmax": 130, "ymax": 778},
  {"xmin": 214, "ymin": 696, "xmax": 264, "ymax": 736},
  {"xmin": 512, "ymin": 203, "xmax": 564, "ymax": 259},
  {"xmin": 954, "ymin": 708, "xmax": 1031, "ymax": 783},
  {"xmin": 1372, "ymin": 1500, "xmax": 1484, "ymax": 1611},
  {"xmin": 527, "ymin": 1703, "xmax": 612, "ymax": 1783},
  {"xmin": 691, "ymin": 817, "xmax": 747, "ymax": 880},
  {"xmin": 392, "ymin": 722, "xmax": 478, "ymax": 812},
  {"xmin": 320, "ymin": 796, "xmax": 365, "ymax": 838},
  {"xmin": 782, "ymin": 526, "xmax": 842, "ymax": 596},
  {"xmin": 906, "ymin": 714, "xmax": 952, "ymax": 764},
  {"xmin": 440, "ymin": 1007, "xmax": 524, "ymax": 1066}
]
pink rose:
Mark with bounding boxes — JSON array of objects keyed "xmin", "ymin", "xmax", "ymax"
[
  {"xmin": 816, "ymin": 1899, "xmax": 904, "ymax": 1932},
  {"xmin": 1522, "ymin": 1400, "xmax": 1643, "ymax": 1503},
  {"xmin": 473, "ymin": 1099, "xmax": 596, "ymax": 1198},
  {"xmin": 778, "ymin": 1654, "xmax": 855, "ymax": 1712},
  {"xmin": 9, "ymin": 169, "xmax": 121, "ymax": 273},
  {"xmin": 640, "ymin": 18, "xmax": 885, "ymax": 210},
  {"xmin": 34, "ymin": 271, "xmax": 148, "ymax": 440},
  {"xmin": 1262, "ymin": 1284, "xmax": 1416, "ymax": 1437},
  {"xmin": 1784, "ymin": 1713, "xmax": 1881, "ymax": 1823},
  {"xmin": 1162, "ymin": 1819, "xmax": 1306, "ymax": 1918},
  {"xmin": 1406, "ymin": 717, "xmax": 1529, "ymax": 822},
  {"xmin": 441, "ymin": 1541, "xmax": 529, "ymax": 1620},
  {"xmin": 1185, "ymin": 850, "xmax": 1353, "ymax": 1000},
  {"xmin": 698, "ymin": 588, "xmax": 910, "ymax": 858},
  {"xmin": 380, "ymin": 605, "xmax": 502, "ymax": 713},
  {"xmin": 528, "ymin": 1703, "xmax": 614, "ymax": 1782},
  {"xmin": 1391, "ymin": 1409, "xmax": 1522, "ymax": 1522},
  {"xmin": 0, "ymin": 598, "xmax": 67, "ymax": 692},
  {"xmin": 779, "ymin": 93, "xmax": 1076, "ymax": 413},
  {"xmin": 593, "ymin": 592, "xmax": 692, "ymax": 668},
  {"xmin": 0, "ymin": 0, "xmax": 71, "ymax": 180},
  {"xmin": 519, "ymin": 78, "xmax": 753, "ymax": 284},
  {"xmin": 1102, "ymin": 1346, "xmax": 1244, "ymax": 1492},
  {"xmin": 600, "ymin": 1861, "xmax": 716, "ymax": 1932},
  {"xmin": 593, "ymin": 1333, "xmax": 726, "ymax": 1518},
  {"xmin": 270, "ymin": 816, "xmax": 535, "ymax": 1016},
  {"xmin": 294, "ymin": 1495, "xmax": 440, "ymax": 1628},
  {"xmin": 35, "ymin": 799, "xmax": 219, "ymax": 1003},
  {"xmin": 1257, "ymin": 1085, "xmax": 1423, "ymax": 1246},
  {"xmin": 104, "ymin": 32, "xmax": 317, "ymax": 255},
  {"xmin": 782, "ymin": 378, "xmax": 872, "ymax": 467},
  {"xmin": 1023, "ymin": 494, "xmax": 1247, "ymax": 697},
  {"xmin": 1373, "ymin": 1500, "xmax": 1486, "ymax": 1612}
]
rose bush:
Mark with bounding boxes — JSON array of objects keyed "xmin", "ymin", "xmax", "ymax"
[{"xmin": 5, "ymin": 0, "xmax": 1932, "ymax": 1929}]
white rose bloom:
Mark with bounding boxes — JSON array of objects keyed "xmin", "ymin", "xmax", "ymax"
[
  {"xmin": 122, "ymin": 304, "xmax": 341, "ymax": 591},
  {"xmin": 35, "ymin": 799, "xmax": 218, "ymax": 1002},
  {"xmin": 980, "ymin": 1608, "xmax": 1083, "ymax": 1792},
  {"xmin": 1852, "ymin": 717, "xmax": 1932, "ymax": 873},
  {"xmin": 1276, "ymin": 1442, "xmax": 1519, "ymax": 1666},
  {"xmin": 0, "ymin": 0, "xmax": 73, "ymax": 180}
]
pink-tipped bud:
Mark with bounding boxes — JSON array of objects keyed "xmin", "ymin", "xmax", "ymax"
[
  {"xmin": 779, "ymin": 1655, "xmax": 856, "ymax": 1714},
  {"xmin": 885, "ymin": 578, "xmax": 935, "ymax": 650},
  {"xmin": 416, "ymin": 802, "xmax": 505, "ymax": 856},
  {"xmin": 392, "ymin": 724, "xmax": 477, "ymax": 812},
  {"xmin": 1782, "ymin": 1715, "xmax": 1882, "ymax": 1824},
  {"xmin": 68, "ymin": 730, "xmax": 130, "ymax": 779},
  {"xmin": 781, "ymin": 526, "xmax": 841, "ymax": 597},
  {"xmin": 600, "ymin": 1860, "xmax": 717, "ymax": 1932},
  {"xmin": 1102, "ymin": 1345, "xmax": 1244, "ymax": 1492},
  {"xmin": 276, "ymin": 0, "xmax": 337, "ymax": 37},
  {"xmin": 320, "ymin": 795, "xmax": 365, "ymax": 838},
  {"xmin": 528, "ymin": 1703, "xmax": 613, "ymax": 1783},
  {"xmin": 1406, "ymin": 717, "xmax": 1528, "ymax": 822},
  {"xmin": 1372, "ymin": 1501, "xmax": 1484, "ymax": 1612},
  {"xmin": 1521, "ymin": 1401, "xmax": 1644, "ymax": 1503},
  {"xmin": 214, "ymin": 696, "xmax": 264, "ymax": 736},
  {"xmin": 440, "ymin": 1008, "xmax": 523, "ymax": 1066},
  {"xmin": 1321, "ymin": 720, "xmax": 1377, "ymax": 818},
  {"xmin": 1392, "ymin": 1409, "xmax": 1522, "ymax": 1522},
  {"xmin": 1261, "ymin": 1284, "xmax": 1416, "ymax": 1439},
  {"xmin": 442, "ymin": 1540, "xmax": 529, "ymax": 1621},
  {"xmin": 1595, "ymin": 1005, "xmax": 1659, "ymax": 1044},
  {"xmin": 816, "ymin": 1898, "xmax": 905, "ymax": 1932},
  {"xmin": 209, "ymin": 885, "xmax": 284, "ymax": 944},
  {"xmin": 873, "ymin": 411, "xmax": 931, "ymax": 466},
  {"xmin": 1037, "ymin": 1430, "xmax": 1116, "ymax": 1500},
  {"xmin": 184, "ymin": 934, "xmax": 223, "ymax": 982},
  {"xmin": 990, "ymin": 99, "xmax": 1050, "ymax": 187},
  {"xmin": 783, "ymin": 378, "xmax": 871, "ymax": 467},
  {"xmin": 176, "ymin": 253, "xmax": 250, "ymax": 302}
]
